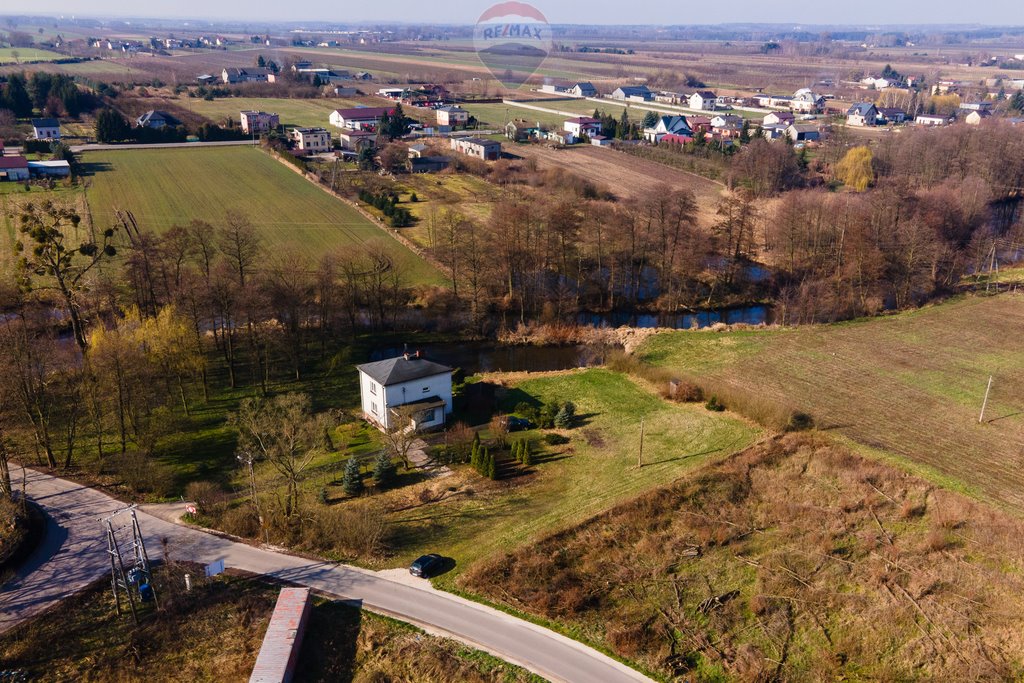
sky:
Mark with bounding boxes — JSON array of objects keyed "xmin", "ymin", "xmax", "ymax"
[{"xmin": 3, "ymin": 0, "xmax": 1023, "ymax": 26}]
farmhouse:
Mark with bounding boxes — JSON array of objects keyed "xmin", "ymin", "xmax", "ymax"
[
  {"xmin": 239, "ymin": 110, "xmax": 279, "ymax": 134},
  {"xmin": 505, "ymin": 119, "xmax": 539, "ymax": 142},
  {"xmin": 965, "ymin": 110, "xmax": 992, "ymax": 125},
  {"xmin": 136, "ymin": 110, "xmax": 181, "ymax": 129},
  {"xmin": 0, "ymin": 156, "xmax": 30, "ymax": 182},
  {"xmin": 290, "ymin": 127, "xmax": 332, "ymax": 152},
  {"xmin": 30, "ymin": 118, "xmax": 60, "ymax": 140},
  {"xmin": 688, "ymin": 90, "xmax": 718, "ymax": 111},
  {"xmin": 357, "ymin": 352, "xmax": 453, "ymax": 431},
  {"xmin": 763, "ymin": 111, "xmax": 795, "ymax": 127},
  {"xmin": 686, "ymin": 115, "xmax": 713, "ymax": 133},
  {"xmin": 329, "ymin": 107, "xmax": 392, "ymax": 130},
  {"xmin": 762, "ymin": 123, "xmax": 788, "ymax": 140},
  {"xmin": 568, "ymin": 81, "xmax": 597, "ymax": 97},
  {"xmin": 436, "ymin": 105, "xmax": 469, "ymax": 127},
  {"xmin": 611, "ymin": 85, "xmax": 653, "ymax": 101},
  {"xmin": 338, "ymin": 129, "xmax": 377, "ymax": 151},
  {"xmin": 791, "ymin": 88, "xmax": 825, "ymax": 113},
  {"xmin": 563, "ymin": 116, "xmax": 602, "ymax": 138},
  {"xmin": 655, "ymin": 91, "xmax": 685, "ymax": 104},
  {"xmin": 846, "ymin": 103, "xmax": 879, "ymax": 127},
  {"xmin": 915, "ymin": 115, "xmax": 949, "ymax": 126},
  {"xmin": 644, "ymin": 115, "xmax": 691, "ymax": 142},
  {"xmin": 787, "ymin": 123, "xmax": 820, "ymax": 142},
  {"xmin": 450, "ymin": 137, "xmax": 501, "ymax": 160},
  {"xmin": 878, "ymin": 107, "xmax": 907, "ymax": 124},
  {"xmin": 222, "ymin": 67, "xmax": 274, "ymax": 84}
]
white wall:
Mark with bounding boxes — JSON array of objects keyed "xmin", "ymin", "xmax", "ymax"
[{"xmin": 359, "ymin": 370, "xmax": 453, "ymax": 430}]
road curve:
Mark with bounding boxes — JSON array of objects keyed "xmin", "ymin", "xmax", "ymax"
[{"xmin": 0, "ymin": 467, "xmax": 651, "ymax": 683}]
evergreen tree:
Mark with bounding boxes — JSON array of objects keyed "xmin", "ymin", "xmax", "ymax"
[
  {"xmin": 642, "ymin": 110, "xmax": 658, "ymax": 128},
  {"xmin": 342, "ymin": 456, "xmax": 364, "ymax": 496},
  {"xmin": 486, "ymin": 448, "xmax": 497, "ymax": 479},
  {"xmin": 554, "ymin": 401, "xmax": 575, "ymax": 429},
  {"xmin": 471, "ymin": 440, "xmax": 480, "ymax": 470},
  {"xmin": 373, "ymin": 451, "xmax": 396, "ymax": 488},
  {"xmin": 1012, "ymin": 90, "xmax": 1024, "ymax": 113},
  {"xmin": 94, "ymin": 108, "xmax": 131, "ymax": 143},
  {"xmin": 256, "ymin": 54, "xmax": 266, "ymax": 67},
  {"xmin": 521, "ymin": 441, "xmax": 532, "ymax": 467},
  {"xmin": 618, "ymin": 108, "xmax": 630, "ymax": 140},
  {"xmin": 3, "ymin": 73, "xmax": 32, "ymax": 117}
]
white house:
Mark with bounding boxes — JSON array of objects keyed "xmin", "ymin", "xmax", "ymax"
[
  {"xmin": 568, "ymin": 82, "xmax": 597, "ymax": 97},
  {"xmin": 846, "ymin": 103, "xmax": 879, "ymax": 127},
  {"xmin": 30, "ymin": 118, "xmax": 61, "ymax": 140},
  {"xmin": 611, "ymin": 85, "xmax": 653, "ymax": 101},
  {"xmin": 239, "ymin": 110, "xmax": 279, "ymax": 134},
  {"xmin": 688, "ymin": 90, "xmax": 717, "ymax": 111},
  {"xmin": 290, "ymin": 127, "xmax": 332, "ymax": 152},
  {"xmin": 763, "ymin": 111, "xmax": 795, "ymax": 127},
  {"xmin": 563, "ymin": 116, "xmax": 602, "ymax": 138},
  {"xmin": 965, "ymin": 110, "xmax": 992, "ymax": 125},
  {"xmin": 357, "ymin": 353, "xmax": 453, "ymax": 431},
  {"xmin": 915, "ymin": 115, "xmax": 949, "ymax": 126},
  {"xmin": 791, "ymin": 88, "xmax": 825, "ymax": 113},
  {"xmin": 436, "ymin": 105, "xmax": 468, "ymax": 127},
  {"xmin": 643, "ymin": 115, "xmax": 691, "ymax": 142},
  {"xmin": 329, "ymin": 107, "xmax": 391, "ymax": 130}
]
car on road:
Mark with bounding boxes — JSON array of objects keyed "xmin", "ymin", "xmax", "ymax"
[{"xmin": 409, "ymin": 553, "xmax": 444, "ymax": 578}]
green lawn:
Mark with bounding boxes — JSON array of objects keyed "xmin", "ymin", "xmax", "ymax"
[
  {"xmin": 184, "ymin": 96, "xmax": 367, "ymax": 129},
  {"xmin": 384, "ymin": 369, "xmax": 758, "ymax": 582},
  {"xmin": 461, "ymin": 102, "xmax": 571, "ymax": 129},
  {"xmin": 81, "ymin": 146, "xmax": 443, "ymax": 285},
  {"xmin": 637, "ymin": 294, "xmax": 1024, "ymax": 511},
  {"xmin": 0, "ymin": 47, "xmax": 65, "ymax": 64}
]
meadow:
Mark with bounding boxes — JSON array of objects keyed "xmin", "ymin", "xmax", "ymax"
[
  {"xmin": 0, "ymin": 47, "xmax": 66, "ymax": 64},
  {"xmin": 638, "ymin": 294, "xmax": 1024, "ymax": 511},
  {"xmin": 81, "ymin": 146, "xmax": 443, "ymax": 285},
  {"xmin": 182, "ymin": 95, "xmax": 370, "ymax": 129}
]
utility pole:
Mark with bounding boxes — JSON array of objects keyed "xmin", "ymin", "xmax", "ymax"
[
  {"xmin": 637, "ymin": 418, "xmax": 645, "ymax": 468},
  {"xmin": 979, "ymin": 376, "xmax": 994, "ymax": 424}
]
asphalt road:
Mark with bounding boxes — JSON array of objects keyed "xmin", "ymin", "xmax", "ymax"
[{"xmin": 0, "ymin": 467, "xmax": 651, "ymax": 683}]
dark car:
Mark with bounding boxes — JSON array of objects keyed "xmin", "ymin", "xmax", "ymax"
[
  {"xmin": 409, "ymin": 553, "xmax": 443, "ymax": 578},
  {"xmin": 507, "ymin": 416, "xmax": 532, "ymax": 432}
]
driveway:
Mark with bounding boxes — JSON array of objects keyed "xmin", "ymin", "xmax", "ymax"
[{"xmin": 0, "ymin": 467, "xmax": 650, "ymax": 683}]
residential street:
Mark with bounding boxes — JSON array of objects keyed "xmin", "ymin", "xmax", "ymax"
[{"xmin": 0, "ymin": 466, "xmax": 651, "ymax": 683}]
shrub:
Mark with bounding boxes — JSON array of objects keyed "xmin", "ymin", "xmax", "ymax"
[
  {"xmin": 373, "ymin": 451, "xmax": 397, "ymax": 489},
  {"xmin": 112, "ymin": 451, "xmax": 174, "ymax": 497},
  {"xmin": 665, "ymin": 379, "xmax": 704, "ymax": 402},
  {"xmin": 544, "ymin": 433, "xmax": 570, "ymax": 446},
  {"xmin": 554, "ymin": 402, "xmax": 575, "ymax": 429},
  {"xmin": 219, "ymin": 505, "xmax": 261, "ymax": 538},
  {"xmin": 521, "ymin": 441, "xmax": 533, "ymax": 467},
  {"xmin": 342, "ymin": 456, "xmax": 364, "ymax": 496},
  {"xmin": 785, "ymin": 411, "xmax": 815, "ymax": 432},
  {"xmin": 705, "ymin": 396, "xmax": 725, "ymax": 412},
  {"xmin": 184, "ymin": 481, "xmax": 228, "ymax": 515}
]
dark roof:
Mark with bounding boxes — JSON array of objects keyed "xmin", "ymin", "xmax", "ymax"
[
  {"xmin": 137, "ymin": 110, "xmax": 181, "ymax": 127},
  {"xmin": 31, "ymin": 118, "xmax": 59, "ymax": 128},
  {"xmin": 615, "ymin": 85, "xmax": 652, "ymax": 95},
  {"xmin": 357, "ymin": 355, "xmax": 452, "ymax": 386},
  {"xmin": 333, "ymin": 107, "xmax": 392, "ymax": 119},
  {"xmin": 0, "ymin": 155, "xmax": 29, "ymax": 169},
  {"xmin": 847, "ymin": 102, "xmax": 877, "ymax": 116}
]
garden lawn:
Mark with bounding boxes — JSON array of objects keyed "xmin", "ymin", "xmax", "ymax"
[
  {"xmin": 82, "ymin": 146, "xmax": 443, "ymax": 285},
  {"xmin": 384, "ymin": 368, "xmax": 758, "ymax": 583},
  {"xmin": 638, "ymin": 293, "xmax": 1024, "ymax": 511}
]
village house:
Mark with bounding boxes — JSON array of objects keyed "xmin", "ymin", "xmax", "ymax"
[
  {"xmin": 660, "ymin": 132, "xmax": 693, "ymax": 145},
  {"xmin": 331, "ymin": 86, "xmax": 360, "ymax": 97},
  {"xmin": 563, "ymin": 116, "xmax": 602, "ymax": 138},
  {"xmin": 378, "ymin": 87, "xmax": 405, "ymax": 99},
  {"xmin": 878, "ymin": 107, "xmax": 907, "ymax": 124},
  {"xmin": 290, "ymin": 127, "xmax": 332, "ymax": 153},
  {"xmin": 959, "ymin": 101, "xmax": 994, "ymax": 112},
  {"xmin": 589, "ymin": 134, "xmax": 612, "ymax": 147},
  {"xmin": 239, "ymin": 111, "xmax": 279, "ymax": 135},
  {"xmin": 655, "ymin": 91, "xmax": 685, "ymax": 104},
  {"xmin": 540, "ymin": 83, "xmax": 568, "ymax": 94},
  {"xmin": 791, "ymin": 88, "xmax": 825, "ymax": 113},
  {"xmin": 846, "ymin": 103, "xmax": 879, "ymax": 127},
  {"xmin": 196, "ymin": 74, "xmax": 217, "ymax": 85},
  {"xmin": 686, "ymin": 115, "xmax": 713, "ymax": 134},
  {"xmin": 611, "ymin": 85, "xmax": 654, "ymax": 102},
  {"xmin": 0, "ymin": 156, "xmax": 30, "ymax": 182},
  {"xmin": 763, "ymin": 111, "xmax": 795, "ymax": 127},
  {"xmin": 222, "ymin": 67, "xmax": 274, "ymax": 84},
  {"xmin": 136, "ymin": 110, "xmax": 181, "ymax": 129},
  {"xmin": 30, "ymin": 118, "xmax": 60, "ymax": 141},
  {"xmin": 357, "ymin": 352, "xmax": 453, "ymax": 431},
  {"xmin": 505, "ymin": 119, "xmax": 539, "ymax": 142},
  {"xmin": 787, "ymin": 123, "xmax": 820, "ymax": 143},
  {"xmin": 338, "ymin": 129, "xmax": 377, "ymax": 151},
  {"xmin": 762, "ymin": 123, "xmax": 788, "ymax": 140},
  {"xmin": 688, "ymin": 90, "xmax": 718, "ymax": 111},
  {"xmin": 329, "ymin": 107, "xmax": 392, "ymax": 130},
  {"xmin": 436, "ymin": 105, "xmax": 469, "ymax": 127},
  {"xmin": 755, "ymin": 94, "xmax": 793, "ymax": 109},
  {"xmin": 644, "ymin": 115, "xmax": 692, "ymax": 142},
  {"xmin": 860, "ymin": 76, "xmax": 894, "ymax": 89},
  {"xmin": 965, "ymin": 110, "xmax": 992, "ymax": 125},
  {"xmin": 450, "ymin": 137, "xmax": 501, "ymax": 160},
  {"xmin": 568, "ymin": 82, "xmax": 597, "ymax": 97}
]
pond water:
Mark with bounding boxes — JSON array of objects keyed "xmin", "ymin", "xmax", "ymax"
[{"xmin": 577, "ymin": 304, "xmax": 773, "ymax": 329}]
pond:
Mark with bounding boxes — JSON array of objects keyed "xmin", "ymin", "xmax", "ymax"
[{"xmin": 577, "ymin": 304, "xmax": 773, "ymax": 329}]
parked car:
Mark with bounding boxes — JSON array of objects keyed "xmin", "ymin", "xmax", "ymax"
[
  {"xmin": 409, "ymin": 553, "xmax": 443, "ymax": 578},
  {"xmin": 507, "ymin": 416, "xmax": 532, "ymax": 432}
]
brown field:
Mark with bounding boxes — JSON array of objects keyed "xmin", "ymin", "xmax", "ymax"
[
  {"xmin": 465, "ymin": 433, "xmax": 1024, "ymax": 681},
  {"xmin": 508, "ymin": 143, "xmax": 726, "ymax": 221},
  {"xmin": 638, "ymin": 294, "xmax": 1024, "ymax": 512}
]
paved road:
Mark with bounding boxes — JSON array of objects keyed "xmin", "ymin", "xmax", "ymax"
[
  {"xmin": 0, "ymin": 467, "xmax": 650, "ymax": 683},
  {"xmin": 70, "ymin": 140, "xmax": 259, "ymax": 152}
]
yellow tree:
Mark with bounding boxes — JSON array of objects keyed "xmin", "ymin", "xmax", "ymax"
[{"xmin": 836, "ymin": 146, "xmax": 875, "ymax": 192}]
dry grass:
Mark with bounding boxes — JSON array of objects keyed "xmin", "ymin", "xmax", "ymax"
[
  {"xmin": 465, "ymin": 433, "xmax": 1024, "ymax": 681},
  {"xmin": 638, "ymin": 294, "xmax": 1024, "ymax": 511}
]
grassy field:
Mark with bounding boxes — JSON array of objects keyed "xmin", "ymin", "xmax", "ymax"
[
  {"xmin": 82, "ymin": 146, "xmax": 443, "ymax": 285},
  {"xmin": 0, "ymin": 47, "xmax": 65, "ymax": 64},
  {"xmin": 638, "ymin": 294, "xmax": 1024, "ymax": 511},
  {"xmin": 0, "ymin": 563, "xmax": 538, "ymax": 682},
  {"xmin": 383, "ymin": 171, "xmax": 500, "ymax": 247},
  {"xmin": 181, "ymin": 96, "xmax": 369, "ymax": 129},
  {"xmin": 379, "ymin": 369, "xmax": 758, "ymax": 580},
  {"xmin": 461, "ymin": 102, "xmax": 573, "ymax": 129},
  {"xmin": 466, "ymin": 433, "xmax": 1024, "ymax": 680}
]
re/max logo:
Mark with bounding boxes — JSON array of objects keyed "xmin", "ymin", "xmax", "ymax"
[{"xmin": 480, "ymin": 24, "xmax": 545, "ymax": 40}]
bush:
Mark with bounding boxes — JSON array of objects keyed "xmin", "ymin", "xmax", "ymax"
[
  {"xmin": 785, "ymin": 411, "xmax": 815, "ymax": 432},
  {"xmin": 705, "ymin": 396, "xmax": 725, "ymax": 412},
  {"xmin": 666, "ymin": 379, "xmax": 704, "ymax": 402},
  {"xmin": 544, "ymin": 433, "xmax": 570, "ymax": 446},
  {"xmin": 112, "ymin": 451, "xmax": 174, "ymax": 497},
  {"xmin": 184, "ymin": 481, "xmax": 228, "ymax": 516},
  {"xmin": 219, "ymin": 505, "xmax": 261, "ymax": 538},
  {"xmin": 373, "ymin": 451, "xmax": 397, "ymax": 489}
]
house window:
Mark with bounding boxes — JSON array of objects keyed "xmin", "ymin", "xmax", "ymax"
[
  {"xmin": 422, "ymin": 386, "xmax": 430, "ymax": 393},
  {"xmin": 370, "ymin": 382, "xmax": 377, "ymax": 395},
  {"xmin": 420, "ymin": 408, "xmax": 436, "ymax": 423},
  {"xmin": 371, "ymin": 402, "xmax": 378, "ymax": 414}
]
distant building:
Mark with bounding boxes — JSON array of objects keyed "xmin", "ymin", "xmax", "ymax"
[
  {"xmin": 846, "ymin": 103, "xmax": 879, "ymax": 127},
  {"xmin": 30, "ymin": 118, "xmax": 60, "ymax": 140},
  {"xmin": 239, "ymin": 111, "xmax": 279, "ymax": 135},
  {"xmin": 436, "ymin": 105, "xmax": 468, "ymax": 127},
  {"xmin": 222, "ymin": 67, "xmax": 274, "ymax": 84},
  {"xmin": 965, "ymin": 110, "xmax": 992, "ymax": 125},
  {"xmin": 357, "ymin": 352, "xmax": 453, "ymax": 431},
  {"xmin": 786, "ymin": 123, "xmax": 820, "ymax": 142},
  {"xmin": 136, "ymin": 110, "xmax": 181, "ymax": 129},
  {"xmin": 196, "ymin": 74, "xmax": 217, "ymax": 85},
  {"xmin": 28, "ymin": 160, "xmax": 71, "ymax": 177},
  {"xmin": 505, "ymin": 119, "xmax": 538, "ymax": 142},
  {"xmin": 329, "ymin": 107, "xmax": 392, "ymax": 130},
  {"xmin": 290, "ymin": 127, "xmax": 332, "ymax": 152},
  {"xmin": 959, "ymin": 101, "xmax": 993, "ymax": 112},
  {"xmin": 611, "ymin": 85, "xmax": 653, "ymax": 101},
  {"xmin": 338, "ymin": 129, "xmax": 377, "ymax": 151},
  {"xmin": 563, "ymin": 116, "xmax": 602, "ymax": 138},
  {"xmin": 644, "ymin": 115, "xmax": 691, "ymax": 142},
  {"xmin": 763, "ymin": 111, "xmax": 795, "ymax": 127},
  {"xmin": 878, "ymin": 107, "xmax": 907, "ymax": 124},
  {"xmin": 915, "ymin": 114, "xmax": 949, "ymax": 126},
  {"xmin": 791, "ymin": 88, "xmax": 825, "ymax": 113},
  {"xmin": 450, "ymin": 137, "xmax": 501, "ymax": 160},
  {"xmin": 568, "ymin": 81, "xmax": 597, "ymax": 97},
  {"xmin": 0, "ymin": 156, "xmax": 30, "ymax": 182},
  {"xmin": 688, "ymin": 90, "xmax": 718, "ymax": 111}
]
